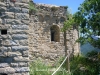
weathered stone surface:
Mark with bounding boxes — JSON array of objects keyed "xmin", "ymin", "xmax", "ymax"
[
  {"xmin": 9, "ymin": 7, "xmax": 21, "ymax": 13},
  {"xmin": 22, "ymin": 51, "xmax": 29, "ymax": 56},
  {"xmin": 11, "ymin": 62, "xmax": 28, "ymax": 67},
  {"xmin": 5, "ymin": 12, "xmax": 14, "ymax": 19},
  {"xmin": 0, "ymin": 67, "xmax": 15, "ymax": 74},
  {"xmin": 12, "ymin": 30, "xmax": 28, "ymax": 34},
  {"xmin": 0, "ymin": 1, "xmax": 29, "ymax": 75},
  {"xmin": 6, "ymin": 19, "xmax": 22, "ymax": 25},
  {"xmin": 15, "ymin": 67, "xmax": 29, "ymax": 72},
  {"xmin": 21, "ymin": 8, "xmax": 29, "ymax": 13},
  {"xmin": 0, "ymin": 7, "xmax": 6, "ymax": 12},
  {"xmin": 12, "ymin": 25, "xmax": 29, "ymax": 30},
  {"xmin": 12, "ymin": 46, "xmax": 28, "ymax": 51},
  {"xmin": 12, "ymin": 34, "xmax": 28, "ymax": 40},
  {"xmin": 14, "ymin": 56, "xmax": 29, "ymax": 62},
  {"xmin": 19, "ymin": 40, "xmax": 28, "ymax": 46},
  {"xmin": 15, "ymin": 13, "xmax": 29, "ymax": 20},
  {"xmin": 15, "ymin": 3, "xmax": 29, "ymax": 8},
  {"xmin": 8, "ymin": 52, "xmax": 22, "ymax": 57},
  {"xmin": 0, "ymin": 63, "xmax": 9, "ymax": 68},
  {"xmin": 0, "ymin": 2, "xmax": 6, "ymax": 7}
]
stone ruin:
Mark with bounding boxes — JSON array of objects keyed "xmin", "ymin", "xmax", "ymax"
[
  {"xmin": 0, "ymin": 0, "xmax": 80, "ymax": 75},
  {"xmin": 29, "ymin": 1, "xmax": 80, "ymax": 64}
]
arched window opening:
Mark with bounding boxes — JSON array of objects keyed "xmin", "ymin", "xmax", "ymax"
[
  {"xmin": 38, "ymin": 14, "xmax": 44, "ymax": 22},
  {"xmin": 50, "ymin": 25, "xmax": 60, "ymax": 42}
]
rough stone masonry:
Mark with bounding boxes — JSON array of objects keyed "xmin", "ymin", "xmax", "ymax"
[
  {"xmin": 29, "ymin": 1, "xmax": 80, "ymax": 65},
  {"xmin": 0, "ymin": 0, "xmax": 80, "ymax": 75},
  {"xmin": 0, "ymin": 0, "xmax": 29, "ymax": 75}
]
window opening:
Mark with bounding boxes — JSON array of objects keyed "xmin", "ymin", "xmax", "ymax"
[
  {"xmin": 1, "ymin": 29, "xmax": 7, "ymax": 35},
  {"xmin": 50, "ymin": 25, "xmax": 60, "ymax": 42}
]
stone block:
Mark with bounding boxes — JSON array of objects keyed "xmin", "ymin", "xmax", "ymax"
[
  {"xmin": 15, "ymin": 13, "xmax": 29, "ymax": 20},
  {"xmin": 11, "ymin": 63, "xmax": 18, "ymax": 67},
  {"xmin": 12, "ymin": 25, "xmax": 29, "ymax": 30},
  {"xmin": 11, "ymin": 40, "xmax": 19, "ymax": 46},
  {"xmin": 0, "ymin": 2, "xmax": 6, "ymax": 7},
  {"xmin": 14, "ymin": 56, "xmax": 29, "ymax": 62},
  {"xmin": 21, "ymin": 8, "xmax": 29, "ymax": 13},
  {"xmin": 5, "ymin": 12, "xmax": 14, "ymax": 19},
  {"xmin": 12, "ymin": 46, "xmax": 28, "ymax": 51},
  {"xmin": 18, "ymin": 62, "xmax": 28, "ymax": 67},
  {"xmin": 6, "ymin": 19, "xmax": 22, "ymax": 25},
  {"xmin": 19, "ymin": 40, "xmax": 28, "ymax": 46},
  {"xmin": 0, "ymin": 63, "xmax": 9, "ymax": 68},
  {"xmin": 12, "ymin": 30, "xmax": 28, "ymax": 34},
  {"xmin": 15, "ymin": 3, "xmax": 29, "ymax": 8},
  {"xmin": 0, "ymin": 67, "xmax": 15, "ymax": 74},
  {"xmin": 9, "ymin": 7, "xmax": 21, "ymax": 13},
  {"xmin": 0, "ymin": 7, "xmax": 6, "ymax": 12},
  {"xmin": 12, "ymin": 34, "xmax": 28, "ymax": 40},
  {"xmin": 14, "ymin": 67, "xmax": 29, "ymax": 73},
  {"xmin": 22, "ymin": 51, "xmax": 29, "ymax": 57},
  {"xmin": 21, "ymin": 20, "xmax": 29, "ymax": 24},
  {"xmin": 8, "ymin": 51, "xmax": 22, "ymax": 57},
  {"xmin": 11, "ymin": 62, "xmax": 28, "ymax": 67}
]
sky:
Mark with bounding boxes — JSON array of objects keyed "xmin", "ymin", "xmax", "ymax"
[{"xmin": 33, "ymin": 0, "xmax": 84, "ymax": 14}]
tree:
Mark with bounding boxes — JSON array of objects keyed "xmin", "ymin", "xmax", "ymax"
[
  {"xmin": 74, "ymin": 0, "xmax": 100, "ymax": 48},
  {"xmin": 62, "ymin": 9, "xmax": 77, "ymax": 72}
]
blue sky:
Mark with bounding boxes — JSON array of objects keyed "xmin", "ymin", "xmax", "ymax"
[{"xmin": 33, "ymin": 0, "xmax": 84, "ymax": 14}]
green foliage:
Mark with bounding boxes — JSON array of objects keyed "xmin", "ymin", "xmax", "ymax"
[
  {"xmin": 62, "ymin": 10, "xmax": 75, "ymax": 32},
  {"xmin": 29, "ymin": 60, "xmax": 70, "ymax": 75},
  {"xmin": 74, "ymin": 0, "xmax": 100, "ymax": 47},
  {"xmin": 51, "ymin": 6, "xmax": 58, "ymax": 12},
  {"xmin": 70, "ymin": 54, "xmax": 99, "ymax": 75},
  {"xmin": 29, "ymin": 1, "xmax": 37, "ymax": 15}
]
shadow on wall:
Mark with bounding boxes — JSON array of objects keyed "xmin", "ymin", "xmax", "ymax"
[{"xmin": 81, "ymin": 43, "xmax": 100, "ymax": 55}]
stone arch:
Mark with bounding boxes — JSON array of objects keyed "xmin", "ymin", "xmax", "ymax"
[
  {"xmin": 50, "ymin": 25, "xmax": 60, "ymax": 42},
  {"xmin": 38, "ymin": 14, "xmax": 44, "ymax": 22},
  {"xmin": 44, "ymin": 15, "xmax": 51, "ymax": 23},
  {"xmin": 60, "ymin": 17, "xmax": 65, "ymax": 23}
]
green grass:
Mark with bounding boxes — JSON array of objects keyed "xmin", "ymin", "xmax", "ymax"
[{"xmin": 30, "ymin": 51, "xmax": 100, "ymax": 75}]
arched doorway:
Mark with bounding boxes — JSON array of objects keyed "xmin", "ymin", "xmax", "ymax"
[{"xmin": 50, "ymin": 25, "xmax": 60, "ymax": 42}]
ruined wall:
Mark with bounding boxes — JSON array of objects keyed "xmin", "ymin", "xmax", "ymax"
[
  {"xmin": 29, "ymin": 3, "xmax": 80, "ymax": 64},
  {"xmin": 0, "ymin": 0, "xmax": 29, "ymax": 75}
]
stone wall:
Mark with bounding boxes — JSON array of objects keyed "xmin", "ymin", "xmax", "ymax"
[
  {"xmin": 0, "ymin": 0, "xmax": 29, "ymax": 75},
  {"xmin": 29, "ymin": 2, "xmax": 80, "ymax": 64}
]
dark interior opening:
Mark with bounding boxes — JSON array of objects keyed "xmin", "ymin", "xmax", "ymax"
[
  {"xmin": 0, "ymin": 73, "xmax": 7, "ymax": 75},
  {"xmin": 1, "ymin": 29, "xmax": 7, "ymax": 35},
  {"xmin": 50, "ymin": 25, "xmax": 60, "ymax": 42},
  {"xmin": 51, "ymin": 31, "xmax": 55, "ymax": 41}
]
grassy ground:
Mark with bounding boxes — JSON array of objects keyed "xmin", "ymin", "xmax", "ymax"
[{"xmin": 30, "ymin": 51, "xmax": 99, "ymax": 75}]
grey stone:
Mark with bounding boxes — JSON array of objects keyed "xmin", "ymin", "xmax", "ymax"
[
  {"xmin": 9, "ymin": 7, "xmax": 21, "ymax": 13},
  {"xmin": 14, "ymin": 56, "xmax": 29, "ymax": 62},
  {"xmin": 15, "ymin": 13, "xmax": 29, "ymax": 20},
  {"xmin": 12, "ymin": 46, "xmax": 28, "ymax": 51},
  {"xmin": 7, "ymin": 52, "xmax": 22, "ymax": 57},
  {"xmin": 21, "ymin": 8, "xmax": 29, "ymax": 13},
  {"xmin": 15, "ymin": 67, "xmax": 29, "ymax": 72},
  {"xmin": 0, "ymin": 67, "xmax": 15, "ymax": 74},
  {"xmin": 12, "ymin": 25, "xmax": 29, "ymax": 30},
  {"xmin": 6, "ymin": 19, "xmax": 22, "ymax": 25},
  {"xmin": 22, "ymin": 51, "xmax": 29, "ymax": 56},
  {"xmin": 19, "ymin": 40, "xmax": 28, "ymax": 46},
  {"xmin": 12, "ymin": 34, "xmax": 28, "ymax": 40},
  {"xmin": 0, "ymin": 63, "xmax": 9, "ymax": 68}
]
